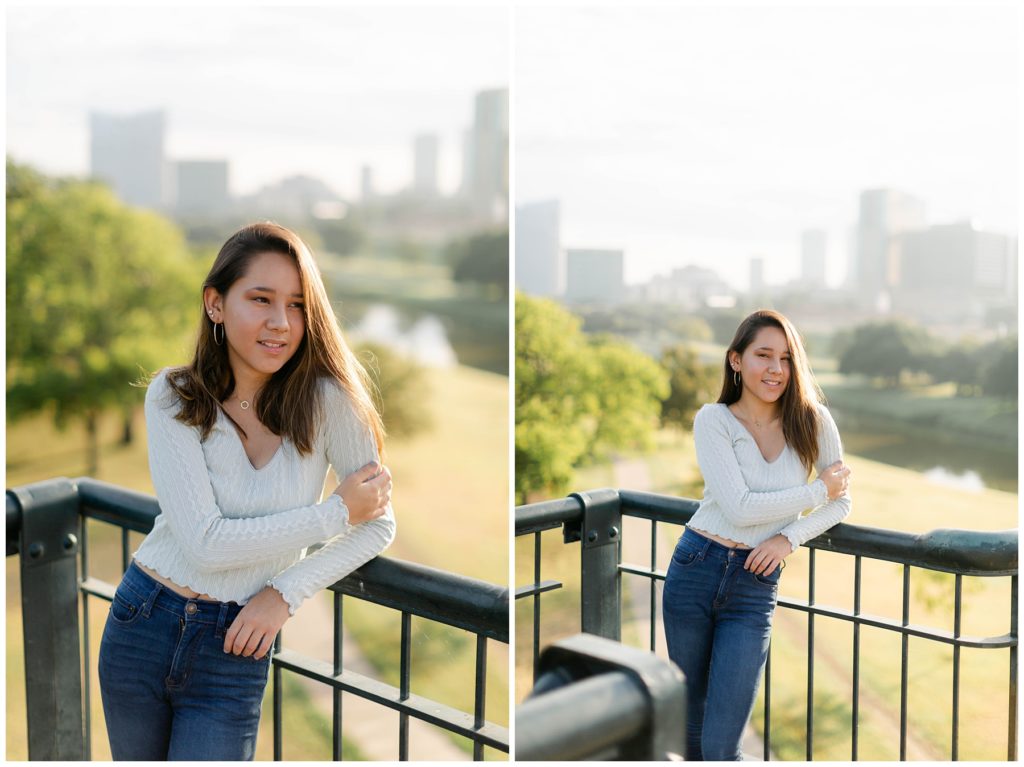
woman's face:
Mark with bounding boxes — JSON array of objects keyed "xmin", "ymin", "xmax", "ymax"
[
  {"xmin": 206, "ymin": 250, "xmax": 306, "ymax": 388},
  {"xmin": 731, "ymin": 325, "xmax": 791, "ymax": 405}
]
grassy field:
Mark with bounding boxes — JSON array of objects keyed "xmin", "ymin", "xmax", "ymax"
[
  {"xmin": 6, "ymin": 363, "xmax": 509, "ymax": 760},
  {"xmin": 515, "ymin": 428, "xmax": 1017, "ymax": 760}
]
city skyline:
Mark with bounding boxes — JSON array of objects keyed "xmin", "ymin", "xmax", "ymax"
[
  {"xmin": 516, "ymin": 5, "xmax": 1018, "ymax": 291},
  {"xmin": 7, "ymin": 6, "xmax": 509, "ymax": 200}
]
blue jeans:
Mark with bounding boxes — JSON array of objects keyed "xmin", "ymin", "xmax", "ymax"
[
  {"xmin": 662, "ymin": 527, "xmax": 782, "ymax": 761},
  {"xmin": 97, "ymin": 561, "xmax": 272, "ymax": 761}
]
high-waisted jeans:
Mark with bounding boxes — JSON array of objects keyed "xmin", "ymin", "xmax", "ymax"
[
  {"xmin": 662, "ymin": 527, "xmax": 782, "ymax": 761},
  {"xmin": 97, "ymin": 561, "xmax": 272, "ymax": 761}
]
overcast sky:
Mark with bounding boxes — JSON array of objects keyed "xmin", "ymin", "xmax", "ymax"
[
  {"xmin": 515, "ymin": 5, "xmax": 1019, "ymax": 289},
  {"xmin": 6, "ymin": 6, "xmax": 509, "ymax": 198}
]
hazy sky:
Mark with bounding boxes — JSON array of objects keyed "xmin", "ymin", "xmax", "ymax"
[
  {"xmin": 6, "ymin": 6, "xmax": 509, "ymax": 198},
  {"xmin": 516, "ymin": 5, "xmax": 1019, "ymax": 290}
]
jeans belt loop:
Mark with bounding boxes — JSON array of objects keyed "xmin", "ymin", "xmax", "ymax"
[{"xmin": 217, "ymin": 603, "xmax": 230, "ymax": 637}]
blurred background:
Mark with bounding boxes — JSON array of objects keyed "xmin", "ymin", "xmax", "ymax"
[
  {"xmin": 514, "ymin": 5, "xmax": 1017, "ymax": 761},
  {"xmin": 7, "ymin": 5, "xmax": 508, "ymax": 760}
]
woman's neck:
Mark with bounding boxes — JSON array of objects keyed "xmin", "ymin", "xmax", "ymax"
[{"xmin": 732, "ymin": 395, "xmax": 780, "ymax": 426}]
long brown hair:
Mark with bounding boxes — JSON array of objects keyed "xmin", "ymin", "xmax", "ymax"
[
  {"xmin": 718, "ymin": 309, "xmax": 823, "ymax": 473},
  {"xmin": 164, "ymin": 222, "xmax": 384, "ymax": 456}
]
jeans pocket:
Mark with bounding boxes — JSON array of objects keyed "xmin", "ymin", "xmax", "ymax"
[
  {"xmin": 109, "ymin": 586, "xmax": 145, "ymax": 625},
  {"xmin": 751, "ymin": 567, "xmax": 782, "ymax": 587}
]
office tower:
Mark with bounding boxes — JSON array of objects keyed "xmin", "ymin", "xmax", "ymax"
[
  {"xmin": 89, "ymin": 110, "xmax": 167, "ymax": 209},
  {"xmin": 515, "ymin": 200, "xmax": 561, "ymax": 297},
  {"xmin": 854, "ymin": 188, "xmax": 927, "ymax": 310},
  {"xmin": 413, "ymin": 133, "xmax": 439, "ymax": 196},
  {"xmin": 801, "ymin": 229, "xmax": 827, "ymax": 288},
  {"xmin": 463, "ymin": 88, "xmax": 509, "ymax": 218},
  {"xmin": 174, "ymin": 160, "xmax": 229, "ymax": 215},
  {"xmin": 565, "ymin": 248, "xmax": 624, "ymax": 304}
]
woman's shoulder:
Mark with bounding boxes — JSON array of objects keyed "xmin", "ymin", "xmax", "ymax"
[
  {"xmin": 316, "ymin": 376, "xmax": 359, "ymax": 424},
  {"xmin": 145, "ymin": 367, "xmax": 178, "ymax": 408},
  {"xmin": 695, "ymin": 402, "xmax": 731, "ymax": 424}
]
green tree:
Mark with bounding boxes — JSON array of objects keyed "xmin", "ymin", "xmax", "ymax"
[
  {"xmin": 659, "ymin": 344, "xmax": 719, "ymax": 430},
  {"xmin": 980, "ymin": 335, "xmax": 1017, "ymax": 400},
  {"xmin": 6, "ymin": 160, "xmax": 195, "ymax": 474},
  {"xmin": 449, "ymin": 229, "xmax": 509, "ymax": 297},
  {"xmin": 355, "ymin": 341, "xmax": 432, "ymax": 439},
  {"xmin": 515, "ymin": 294, "xmax": 669, "ymax": 501},
  {"xmin": 837, "ymin": 320, "xmax": 935, "ymax": 387}
]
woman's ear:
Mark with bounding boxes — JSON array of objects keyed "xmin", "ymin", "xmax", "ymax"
[
  {"xmin": 203, "ymin": 286, "xmax": 223, "ymax": 322},
  {"xmin": 728, "ymin": 350, "xmax": 741, "ymax": 370}
]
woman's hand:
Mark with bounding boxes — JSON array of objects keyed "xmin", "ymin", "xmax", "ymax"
[
  {"xmin": 744, "ymin": 534, "xmax": 793, "ymax": 577},
  {"xmin": 224, "ymin": 586, "xmax": 291, "ymax": 659},
  {"xmin": 817, "ymin": 460, "xmax": 851, "ymax": 501},
  {"xmin": 332, "ymin": 462, "xmax": 392, "ymax": 525}
]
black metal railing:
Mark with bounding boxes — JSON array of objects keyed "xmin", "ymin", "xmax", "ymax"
[
  {"xmin": 8, "ymin": 477, "xmax": 509, "ymax": 761},
  {"xmin": 515, "ymin": 488, "xmax": 1018, "ymax": 761}
]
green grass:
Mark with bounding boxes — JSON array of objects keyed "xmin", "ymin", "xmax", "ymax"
[{"xmin": 7, "ymin": 363, "xmax": 509, "ymax": 760}]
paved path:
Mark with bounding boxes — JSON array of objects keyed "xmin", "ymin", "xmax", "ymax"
[
  {"xmin": 284, "ymin": 593, "xmax": 467, "ymax": 761},
  {"xmin": 613, "ymin": 457, "xmax": 769, "ymax": 761}
]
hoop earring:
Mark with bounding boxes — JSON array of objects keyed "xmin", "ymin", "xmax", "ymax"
[
  {"xmin": 733, "ymin": 369, "xmax": 741, "ymax": 388},
  {"xmin": 213, "ymin": 322, "xmax": 225, "ymax": 346}
]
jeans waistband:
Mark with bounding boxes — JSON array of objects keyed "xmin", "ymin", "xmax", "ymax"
[
  {"xmin": 120, "ymin": 560, "xmax": 245, "ymax": 627},
  {"xmin": 683, "ymin": 526, "xmax": 753, "ymax": 558}
]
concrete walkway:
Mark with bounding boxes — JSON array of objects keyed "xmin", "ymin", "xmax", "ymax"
[
  {"xmin": 613, "ymin": 457, "xmax": 769, "ymax": 761},
  {"xmin": 283, "ymin": 592, "xmax": 468, "ymax": 761}
]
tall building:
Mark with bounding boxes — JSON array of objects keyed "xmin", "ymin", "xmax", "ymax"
[
  {"xmin": 565, "ymin": 249, "xmax": 624, "ymax": 304},
  {"xmin": 641, "ymin": 265, "xmax": 734, "ymax": 310},
  {"xmin": 174, "ymin": 160, "xmax": 229, "ymax": 215},
  {"xmin": 360, "ymin": 165, "xmax": 374, "ymax": 202},
  {"xmin": 890, "ymin": 221, "xmax": 1017, "ymax": 323},
  {"xmin": 515, "ymin": 200, "xmax": 561, "ymax": 297},
  {"xmin": 89, "ymin": 110, "xmax": 167, "ymax": 209},
  {"xmin": 801, "ymin": 229, "xmax": 827, "ymax": 288},
  {"xmin": 854, "ymin": 188, "xmax": 927, "ymax": 310},
  {"xmin": 462, "ymin": 88, "xmax": 508, "ymax": 219},
  {"xmin": 413, "ymin": 133, "xmax": 439, "ymax": 196}
]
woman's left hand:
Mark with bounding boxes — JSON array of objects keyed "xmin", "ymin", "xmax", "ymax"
[
  {"xmin": 224, "ymin": 586, "xmax": 291, "ymax": 659},
  {"xmin": 744, "ymin": 534, "xmax": 793, "ymax": 577}
]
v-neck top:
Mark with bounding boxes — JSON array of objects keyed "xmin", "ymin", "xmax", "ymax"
[
  {"xmin": 132, "ymin": 368, "xmax": 396, "ymax": 615},
  {"xmin": 686, "ymin": 401, "xmax": 851, "ymax": 551}
]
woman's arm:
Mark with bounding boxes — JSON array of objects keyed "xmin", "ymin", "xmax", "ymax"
[
  {"xmin": 695, "ymin": 405, "xmax": 829, "ymax": 527},
  {"xmin": 267, "ymin": 381, "xmax": 397, "ymax": 615},
  {"xmin": 777, "ymin": 404, "xmax": 852, "ymax": 550},
  {"xmin": 145, "ymin": 373, "xmax": 352, "ymax": 572}
]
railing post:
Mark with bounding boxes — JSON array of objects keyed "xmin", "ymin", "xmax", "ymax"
[
  {"xmin": 566, "ymin": 490, "xmax": 621, "ymax": 640},
  {"xmin": 9, "ymin": 478, "xmax": 85, "ymax": 760}
]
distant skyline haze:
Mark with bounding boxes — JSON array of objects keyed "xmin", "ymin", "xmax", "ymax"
[
  {"xmin": 7, "ymin": 6, "xmax": 509, "ymax": 200},
  {"xmin": 515, "ymin": 5, "xmax": 1018, "ymax": 291}
]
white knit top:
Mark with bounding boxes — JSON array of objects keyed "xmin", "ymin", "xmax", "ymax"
[
  {"xmin": 686, "ymin": 402, "xmax": 851, "ymax": 551},
  {"xmin": 133, "ymin": 368, "xmax": 396, "ymax": 614}
]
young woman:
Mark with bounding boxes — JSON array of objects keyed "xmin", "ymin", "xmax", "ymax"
[
  {"xmin": 98, "ymin": 223, "xmax": 396, "ymax": 761},
  {"xmin": 662, "ymin": 309, "xmax": 851, "ymax": 761}
]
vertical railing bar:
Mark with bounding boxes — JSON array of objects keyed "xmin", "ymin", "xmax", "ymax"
[
  {"xmin": 764, "ymin": 640, "xmax": 772, "ymax": 761},
  {"xmin": 952, "ymin": 574, "xmax": 962, "ymax": 761},
  {"xmin": 900, "ymin": 565, "xmax": 910, "ymax": 761},
  {"xmin": 121, "ymin": 527, "xmax": 130, "ymax": 572},
  {"xmin": 473, "ymin": 634, "xmax": 486, "ymax": 761},
  {"xmin": 533, "ymin": 531, "xmax": 541, "ymax": 681},
  {"xmin": 806, "ymin": 548, "xmax": 815, "ymax": 761},
  {"xmin": 1009, "ymin": 574, "xmax": 1018, "ymax": 762},
  {"xmin": 649, "ymin": 520, "xmax": 657, "ymax": 652},
  {"xmin": 81, "ymin": 517, "xmax": 92, "ymax": 759},
  {"xmin": 852, "ymin": 555, "xmax": 861, "ymax": 762},
  {"xmin": 333, "ymin": 593, "xmax": 344, "ymax": 761},
  {"xmin": 273, "ymin": 632, "xmax": 283, "ymax": 761},
  {"xmin": 399, "ymin": 611, "xmax": 411, "ymax": 761}
]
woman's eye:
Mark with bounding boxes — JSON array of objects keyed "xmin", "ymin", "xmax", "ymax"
[
  {"xmin": 290, "ymin": 303, "xmax": 304, "ymax": 310},
  {"xmin": 253, "ymin": 296, "xmax": 269, "ymax": 303}
]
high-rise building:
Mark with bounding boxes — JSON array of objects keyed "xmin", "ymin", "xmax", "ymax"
[
  {"xmin": 174, "ymin": 160, "xmax": 229, "ymax": 215},
  {"xmin": 515, "ymin": 200, "xmax": 561, "ymax": 297},
  {"xmin": 854, "ymin": 188, "xmax": 927, "ymax": 310},
  {"xmin": 89, "ymin": 110, "xmax": 167, "ymax": 209},
  {"xmin": 565, "ymin": 249, "xmax": 624, "ymax": 304},
  {"xmin": 801, "ymin": 229, "xmax": 827, "ymax": 288},
  {"xmin": 462, "ymin": 88, "xmax": 508, "ymax": 219},
  {"xmin": 413, "ymin": 133, "xmax": 439, "ymax": 196}
]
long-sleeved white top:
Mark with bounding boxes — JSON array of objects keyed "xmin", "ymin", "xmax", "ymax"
[
  {"xmin": 132, "ymin": 368, "xmax": 396, "ymax": 614},
  {"xmin": 686, "ymin": 401, "xmax": 851, "ymax": 551}
]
